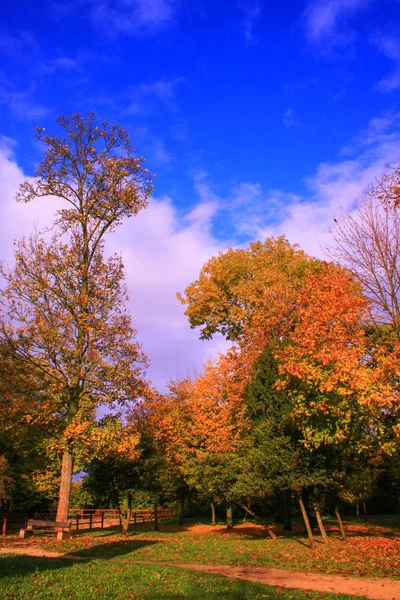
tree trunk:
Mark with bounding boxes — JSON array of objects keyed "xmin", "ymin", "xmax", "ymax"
[
  {"xmin": 154, "ymin": 501, "xmax": 159, "ymax": 531},
  {"xmin": 237, "ymin": 502, "xmax": 276, "ymax": 539},
  {"xmin": 119, "ymin": 492, "xmax": 131, "ymax": 535},
  {"xmin": 335, "ymin": 506, "xmax": 346, "ymax": 540},
  {"xmin": 179, "ymin": 490, "xmax": 185, "ymax": 526},
  {"xmin": 56, "ymin": 398, "xmax": 78, "ymax": 525},
  {"xmin": 356, "ymin": 501, "xmax": 360, "ymax": 519},
  {"xmin": 314, "ymin": 505, "xmax": 328, "ymax": 544},
  {"xmin": 210, "ymin": 501, "xmax": 216, "ymax": 526},
  {"xmin": 302, "ymin": 488, "xmax": 317, "ymax": 530},
  {"xmin": 299, "ymin": 495, "xmax": 315, "ymax": 549},
  {"xmin": 56, "ymin": 450, "xmax": 73, "ymax": 522},
  {"xmin": 283, "ymin": 489, "xmax": 292, "ymax": 531},
  {"xmin": 121, "ymin": 510, "xmax": 130, "ymax": 535},
  {"xmin": 226, "ymin": 502, "xmax": 233, "ymax": 529},
  {"xmin": 362, "ymin": 499, "xmax": 367, "ymax": 521}
]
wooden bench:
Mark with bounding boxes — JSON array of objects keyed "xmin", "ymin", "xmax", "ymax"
[{"xmin": 20, "ymin": 519, "xmax": 71, "ymax": 541}]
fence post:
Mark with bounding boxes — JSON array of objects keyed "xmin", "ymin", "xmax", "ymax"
[
  {"xmin": 101, "ymin": 511, "xmax": 104, "ymax": 529},
  {"xmin": 89, "ymin": 513, "xmax": 93, "ymax": 530},
  {"xmin": 134, "ymin": 512, "xmax": 136, "ymax": 525},
  {"xmin": 76, "ymin": 516, "xmax": 80, "ymax": 531}
]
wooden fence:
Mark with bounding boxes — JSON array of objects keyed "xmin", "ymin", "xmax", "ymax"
[
  {"xmin": 71, "ymin": 507, "xmax": 176, "ymax": 530},
  {"xmin": 0, "ymin": 507, "xmax": 176, "ymax": 536}
]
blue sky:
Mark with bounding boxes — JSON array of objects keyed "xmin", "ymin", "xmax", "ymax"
[{"xmin": 1, "ymin": 0, "xmax": 400, "ymax": 390}]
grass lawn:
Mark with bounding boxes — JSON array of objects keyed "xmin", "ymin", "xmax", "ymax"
[
  {"xmin": 0, "ymin": 554, "xmax": 368, "ymax": 600},
  {"xmin": 17, "ymin": 514, "xmax": 400, "ymax": 579}
]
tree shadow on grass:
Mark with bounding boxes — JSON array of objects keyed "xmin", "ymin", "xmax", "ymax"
[
  {"xmin": 0, "ymin": 538, "xmax": 160, "ymax": 580},
  {"xmin": 66, "ymin": 537, "xmax": 159, "ymax": 559},
  {"xmin": 0, "ymin": 554, "xmax": 76, "ymax": 581},
  {"xmin": 0, "ymin": 555, "xmax": 255, "ymax": 599}
]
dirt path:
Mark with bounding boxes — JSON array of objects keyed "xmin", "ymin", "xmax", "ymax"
[
  {"xmin": 173, "ymin": 563, "xmax": 400, "ymax": 600},
  {"xmin": 1, "ymin": 546, "xmax": 399, "ymax": 600}
]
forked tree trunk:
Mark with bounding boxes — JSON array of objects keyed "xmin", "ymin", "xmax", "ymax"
[
  {"xmin": 299, "ymin": 495, "xmax": 315, "ymax": 549},
  {"xmin": 119, "ymin": 492, "xmax": 131, "ymax": 535},
  {"xmin": 121, "ymin": 510, "xmax": 130, "ymax": 535},
  {"xmin": 56, "ymin": 450, "xmax": 73, "ymax": 523},
  {"xmin": 210, "ymin": 501, "xmax": 216, "ymax": 526},
  {"xmin": 335, "ymin": 506, "xmax": 346, "ymax": 540},
  {"xmin": 154, "ymin": 501, "xmax": 159, "ymax": 531},
  {"xmin": 226, "ymin": 503, "xmax": 233, "ymax": 529},
  {"xmin": 314, "ymin": 505, "xmax": 329, "ymax": 544}
]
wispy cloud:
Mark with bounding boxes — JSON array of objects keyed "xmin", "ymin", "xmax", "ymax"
[
  {"xmin": 283, "ymin": 108, "xmax": 303, "ymax": 129},
  {"xmin": 0, "ymin": 88, "xmax": 49, "ymax": 121},
  {"xmin": 187, "ymin": 111, "xmax": 400, "ymax": 258},
  {"xmin": 372, "ymin": 34, "xmax": 400, "ymax": 92},
  {"xmin": 303, "ymin": 0, "xmax": 370, "ymax": 49},
  {"xmin": 125, "ymin": 77, "xmax": 184, "ymax": 116},
  {"xmin": 90, "ymin": 0, "xmax": 178, "ymax": 37},
  {"xmin": 238, "ymin": 1, "xmax": 262, "ymax": 44},
  {"xmin": 36, "ymin": 56, "xmax": 80, "ymax": 75},
  {"xmin": 0, "ymin": 30, "xmax": 80, "ymax": 75},
  {"xmin": 256, "ymin": 111, "xmax": 400, "ymax": 257},
  {"xmin": 0, "ymin": 31, "xmax": 39, "ymax": 60},
  {"xmin": 0, "ymin": 31, "xmax": 112, "ymax": 120}
]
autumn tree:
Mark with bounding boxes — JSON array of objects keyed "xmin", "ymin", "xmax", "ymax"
[
  {"xmin": 0, "ymin": 113, "xmax": 152, "ymax": 523},
  {"xmin": 278, "ymin": 263, "xmax": 398, "ymax": 448},
  {"xmin": 178, "ymin": 236, "xmax": 319, "ymax": 341},
  {"xmin": 135, "ymin": 381, "xmax": 194, "ymax": 525}
]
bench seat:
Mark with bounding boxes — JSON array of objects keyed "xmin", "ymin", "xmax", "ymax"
[{"xmin": 20, "ymin": 519, "xmax": 71, "ymax": 541}]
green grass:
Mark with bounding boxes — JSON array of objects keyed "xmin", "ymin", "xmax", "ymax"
[
  {"xmin": 0, "ymin": 554, "xmax": 367, "ymax": 600},
  {"xmin": 38, "ymin": 514, "xmax": 398, "ymax": 579}
]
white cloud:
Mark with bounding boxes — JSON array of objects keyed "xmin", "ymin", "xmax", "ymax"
[
  {"xmin": 0, "ymin": 139, "xmax": 61, "ymax": 262},
  {"xmin": 108, "ymin": 196, "xmax": 228, "ymax": 389},
  {"xmin": 0, "ymin": 142, "xmax": 227, "ymax": 392}
]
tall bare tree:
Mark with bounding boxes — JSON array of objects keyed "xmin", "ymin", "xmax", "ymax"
[{"xmin": 328, "ymin": 171, "xmax": 400, "ymax": 339}]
